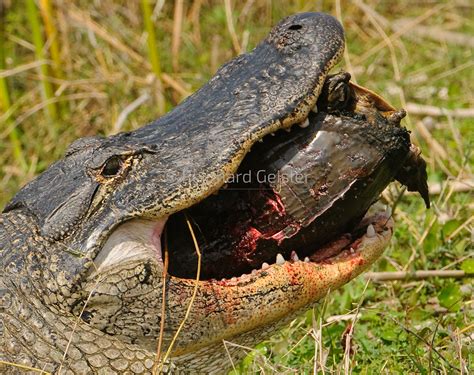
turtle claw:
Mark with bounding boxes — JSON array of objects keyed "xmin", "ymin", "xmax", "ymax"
[
  {"xmin": 388, "ymin": 109, "xmax": 406, "ymax": 127},
  {"xmin": 395, "ymin": 144, "xmax": 430, "ymax": 208}
]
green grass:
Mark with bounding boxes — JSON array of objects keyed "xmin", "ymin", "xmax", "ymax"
[
  {"xmin": 25, "ymin": 0, "xmax": 58, "ymax": 121},
  {"xmin": 1, "ymin": 1, "xmax": 472, "ymax": 373}
]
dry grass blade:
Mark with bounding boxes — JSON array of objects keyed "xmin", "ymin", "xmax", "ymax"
[
  {"xmin": 335, "ymin": 0, "xmax": 357, "ymax": 83},
  {"xmin": 281, "ymin": 329, "xmax": 313, "ymax": 359},
  {"xmin": 171, "ymin": 0, "xmax": 184, "ymax": 72},
  {"xmin": 416, "ymin": 120, "xmax": 461, "ymax": 173},
  {"xmin": 58, "ymin": 272, "xmax": 103, "ymax": 374},
  {"xmin": 189, "ymin": 0, "xmax": 203, "ymax": 47},
  {"xmin": 364, "ymin": 270, "xmax": 469, "ymax": 281},
  {"xmin": 113, "ymin": 92, "xmax": 150, "ymax": 132},
  {"xmin": 6, "ymin": 92, "xmax": 107, "ymax": 135},
  {"xmin": 39, "ymin": 0, "xmax": 62, "ymax": 80},
  {"xmin": 154, "ymin": 230, "xmax": 169, "ymax": 373},
  {"xmin": 157, "ymin": 213, "xmax": 201, "ymax": 373},
  {"xmin": 405, "ymin": 103, "xmax": 474, "ymax": 119},
  {"xmin": 342, "ymin": 280, "xmax": 370, "ymax": 375},
  {"xmin": 161, "ymin": 73, "xmax": 190, "ymax": 97},
  {"xmin": 310, "ymin": 291, "xmax": 331, "ymax": 374},
  {"xmin": 223, "ymin": 340, "xmax": 278, "ymax": 372},
  {"xmin": 353, "ymin": 0, "xmax": 401, "ymax": 81},
  {"xmin": 0, "ymin": 59, "xmax": 50, "ymax": 79},
  {"xmin": 224, "ymin": 0, "xmax": 241, "ymax": 54},
  {"xmin": 325, "ymin": 313, "xmax": 360, "ymax": 324},
  {"xmin": 441, "ymin": 253, "xmax": 474, "ymax": 271},
  {"xmin": 353, "ymin": 3, "xmax": 449, "ymax": 65},
  {"xmin": 446, "ymin": 216, "xmax": 474, "ymax": 242},
  {"xmin": 430, "ymin": 60, "xmax": 474, "ymax": 83},
  {"xmin": 67, "ymin": 5, "xmax": 149, "ymax": 67},
  {"xmin": 392, "ymin": 18, "xmax": 474, "ymax": 48},
  {"xmin": 0, "ymin": 360, "xmax": 51, "ymax": 374},
  {"xmin": 222, "ymin": 340, "xmax": 237, "ymax": 373}
]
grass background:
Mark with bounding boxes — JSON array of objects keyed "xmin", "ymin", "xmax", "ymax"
[{"xmin": 1, "ymin": 0, "xmax": 472, "ymax": 373}]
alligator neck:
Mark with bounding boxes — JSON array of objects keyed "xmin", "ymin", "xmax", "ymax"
[
  {"xmin": 0, "ymin": 271, "xmax": 162, "ymax": 373},
  {"xmin": 0, "ymin": 212, "xmax": 158, "ymax": 373}
]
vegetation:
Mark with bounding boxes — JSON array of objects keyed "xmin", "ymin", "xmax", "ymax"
[{"xmin": 1, "ymin": 1, "xmax": 472, "ymax": 373}]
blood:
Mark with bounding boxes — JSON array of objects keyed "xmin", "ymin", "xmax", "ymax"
[{"xmin": 237, "ymin": 227, "xmax": 262, "ymax": 258}]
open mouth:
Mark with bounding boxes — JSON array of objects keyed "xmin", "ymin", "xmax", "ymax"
[
  {"xmin": 165, "ymin": 111, "xmax": 407, "ymax": 281},
  {"xmin": 94, "ymin": 73, "xmax": 428, "ymax": 285}
]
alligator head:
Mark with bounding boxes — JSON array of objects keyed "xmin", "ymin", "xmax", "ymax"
[{"xmin": 0, "ymin": 13, "xmax": 428, "ymax": 373}]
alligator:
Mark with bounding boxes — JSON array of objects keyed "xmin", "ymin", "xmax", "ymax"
[{"xmin": 0, "ymin": 13, "xmax": 429, "ymax": 374}]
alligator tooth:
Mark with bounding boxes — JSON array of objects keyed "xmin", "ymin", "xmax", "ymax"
[
  {"xmin": 304, "ymin": 257, "xmax": 310, "ymax": 263},
  {"xmin": 271, "ymin": 132, "xmax": 275, "ymax": 136},
  {"xmin": 285, "ymin": 127, "xmax": 291, "ymax": 133},
  {"xmin": 258, "ymin": 138, "xmax": 264, "ymax": 143},
  {"xmin": 350, "ymin": 247, "xmax": 355, "ymax": 254},
  {"xmin": 311, "ymin": 105, "xmax": 318, "ymax": 113},
  {"xmin": 231, "ymin": 277, "xmax": 237, "ymax": 282},
  {"xmin": 291, "ymin": 251, "xmax": 299, "ymax": 262},
  {"xmin": 299, "ymin": 118, "xmax": 310, "ymax": 128},
  {"xmin": 276, "ymin": 253, "xmax": 285, "ymax": 265},
  {"xmin": 261, "ymin": 262, "xmax": 270, "ymax": 270},
  {"xmin": 366, "ymin": 224, "xmax": 376, "ymax": 238},
  {"xmin": 251, "ymin": 269, "xmax": 257, "ymax": 275}
]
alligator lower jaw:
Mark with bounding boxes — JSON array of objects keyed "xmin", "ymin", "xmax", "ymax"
[{"xmin": 89, "ymin": 206, "xmax": 391, "ymax": 358}]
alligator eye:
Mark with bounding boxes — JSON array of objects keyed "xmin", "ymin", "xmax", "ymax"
[
  {"xmin": 80, "ymin": 310, "xmax": 93, "ymax": 323},
  {"xmin": 288, "ymin": 24, "xmax": 302, "ymax": 30},
  {"xmin": 101, "ymin": 156, "xmax": 123, "ymax": 177}
]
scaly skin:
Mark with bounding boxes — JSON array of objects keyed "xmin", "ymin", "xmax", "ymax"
[
  {"xmin": 0, "ymin": 13, "xmax": 400, "ymax": 373},
  {"xmin": 0, "ymin": 211, "xmax": 392, "ymax": 373}
]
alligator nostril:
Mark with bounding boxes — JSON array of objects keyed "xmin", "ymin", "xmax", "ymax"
[{"xmin": 288, "ymin": 24, "xmax": 302, "ymax": 30}]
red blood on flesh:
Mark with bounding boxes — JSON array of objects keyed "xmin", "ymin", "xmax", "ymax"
[{"xmin": 237, "ymin": 227, "xmax": 262, "ymax": 260}]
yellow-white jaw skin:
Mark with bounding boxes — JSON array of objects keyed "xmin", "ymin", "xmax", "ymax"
[{"xmin": 165, "ymin": 211, "xmax": 393, "ymax": 357}]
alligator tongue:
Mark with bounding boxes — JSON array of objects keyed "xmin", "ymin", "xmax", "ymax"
[{"xmin": 166, "ymin": 108, "xmax": 427, "ymax": 280}]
